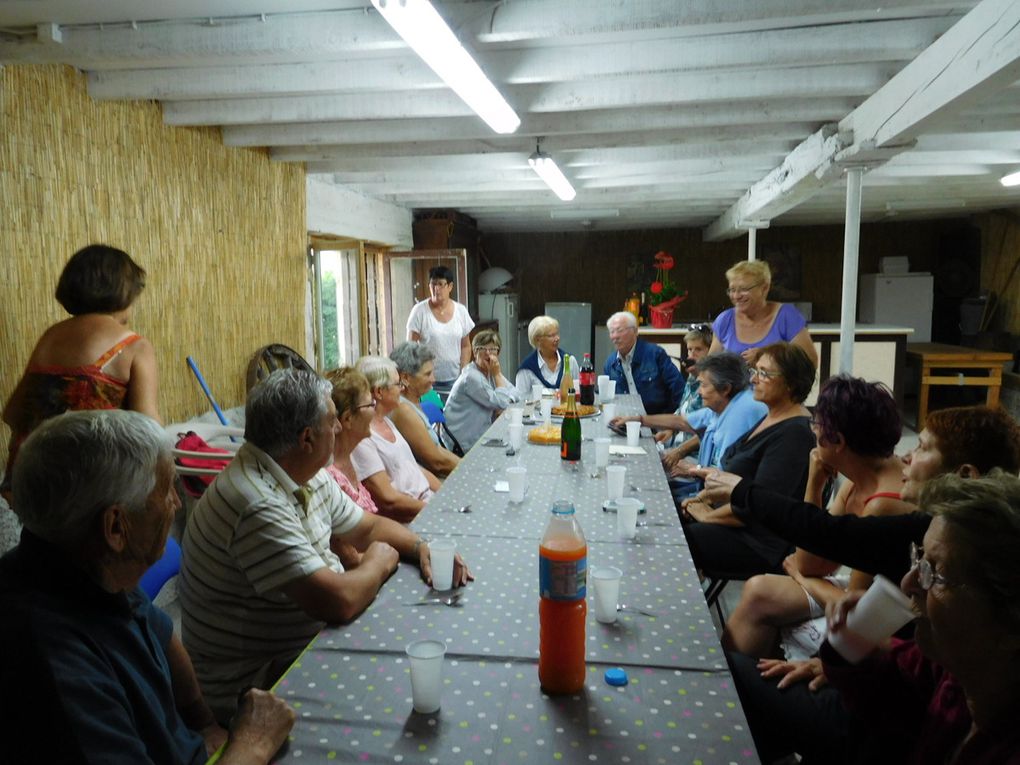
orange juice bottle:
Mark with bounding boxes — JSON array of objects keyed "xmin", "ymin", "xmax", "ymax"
[{"xmin": 538, "ymin": 500, "xmax": 587, "ymax": 694}]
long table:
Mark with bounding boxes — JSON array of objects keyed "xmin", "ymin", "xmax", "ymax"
[{"xmin": 273, "ymin": 395, "xmax": 757, "ymax": 763}]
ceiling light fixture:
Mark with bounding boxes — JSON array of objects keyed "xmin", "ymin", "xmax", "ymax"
[
  {"xmin": 529, "ymin": 140, "xmax": 576, "ymax": 201},
  {"xmin": 1001, "ymin": 170, "xmax": 1020, "ymax": 187},
  {"xmin": 549, "ymin": 208, "xmax": 618, "ymax": 220},
  {"xmin": 371, "ymin": 0, "xmax": 520, "ymax": 134}
]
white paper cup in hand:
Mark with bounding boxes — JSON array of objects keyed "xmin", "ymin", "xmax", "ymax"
[
  {"xmin": 625, "ymin": 420, "xmax": 641, "ymax": 447},
  {"xmin": 606, "ymin": 465, "xmax": 626, "ymax": 500},
  {"xmin": 406, "ymin": 639, "xmax": 447, "ymax": 713},
  {"xmin": 429, "ymin": 538, "xmax": 457, "ymax": 592},
  {"xmin": 540, "ymin": 398, "xmax": 553, "ymax": 424},
  {"xmin": 827, "ymin": 575, "xmax": 915, "ymax": 664},
  {"xmin": 595, "ymin": 437, "xmax": 611, "ymax": 469},
  {"xmin": 599, "ymin": 378, "xmax": 616, "ymax": 402},
  {"xmin": 508, "ymin": 407, "xmax": 524, "ymax": 425},
  {"xmin": 507, "ymin": 423, "xmax": 524, "ymax": 451},
  {"xmin": 591, "ymin": 566, "xmax": 623, "ymax": 623},
  {"xmin": 507, "ymin": 465, "xmax": 527, "ymax": 503},
  {"xmin": 616, "ymin": 498, "xmax": 641, "ymax": 540},
  {"xmin": 602, "ymin": 403, "xmax": 616, "ymax": 426}
]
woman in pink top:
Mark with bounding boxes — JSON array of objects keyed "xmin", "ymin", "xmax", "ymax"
[{"xmin": 325, "ymin": 367, "xmax": 381, "ymax": 515}]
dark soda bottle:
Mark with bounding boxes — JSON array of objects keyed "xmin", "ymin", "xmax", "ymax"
[{"xmin": 578, "ymin": 353, "xmax": 596, "ymax": 406}]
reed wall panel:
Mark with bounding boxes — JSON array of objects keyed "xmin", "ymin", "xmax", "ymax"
[{"xmin": 1, "ymin": 65, "xmax": 306, "ymax": 463}]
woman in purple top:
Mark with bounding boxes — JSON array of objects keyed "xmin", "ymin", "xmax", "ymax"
[{"xmin": 709, "ymin": 260, "xmax": 818, "ymax": 369}]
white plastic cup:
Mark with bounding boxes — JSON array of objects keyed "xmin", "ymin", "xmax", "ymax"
[
  {"xmin": 826, "ymin": 575, "xmax": 916, "ymax": 664},
  {"xmin": 597, "ymin": 374, "xmax": 610, "ymax": 390},
  {"xmin": 616, "ymin": 498, "xmax": 641, "ymax": 540},
  {"xmin": 429, "ymin": 538, "xmax": 457, "ymax": 592},
  {"xmin": 532, "ymin": 383, "xmax": 544, "ymax": 402},
  {"xmin": 540, "ymin": 398, "xmax": 553, "ymax": 424},
  {"xmin": 507, "ymin": 422, "xmax": 524, "ymax": 451},
  {"xmin": 406, "ymin": 639, "xmax": 447, "ymax": 714},
  {"xmin": 599, "ymin": 378, "xmax": 616, "ymax": 402},
  {"xmin": 595, "ymin": 437, "xmax": 611, "ymax": 469},
  {"xmin": 591, "ymin": 566, "xmax": 623, "ymax": 624},
  {"xmin": 626, "ymin": 420, "xmax": 641, "ymax": 447},
  {"xmin": 606, "ymin": 465, "xmax": 626, "ymax": 500},
  {"xmin": 602, "ymin": 403, "xmax": 616, "ymax": 426},
  {"xmin": 507, "ymin": 465, "xmax": 527, "ymax": 503},
  {"xmin": 508, "ymin": 408, "xmax": 524, "ymax": 425}
]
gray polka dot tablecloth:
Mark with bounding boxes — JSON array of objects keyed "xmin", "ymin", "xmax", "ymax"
[
  {"xmin": 272, "ymin": 395, "xmax": 757, "ymax": 763},
  {"xmin": 276, "ymin": 655, "xmax": 755, "ymax": 764}
]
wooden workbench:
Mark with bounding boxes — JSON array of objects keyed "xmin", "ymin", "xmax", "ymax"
[{"xmin": 906, "ymin": 342, "xmax": 1013, "ymax": 428}]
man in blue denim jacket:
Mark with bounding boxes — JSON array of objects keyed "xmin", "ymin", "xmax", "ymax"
[{"xmin": 603, "ymin": 311, "xmax": 684, "ymax": 415}]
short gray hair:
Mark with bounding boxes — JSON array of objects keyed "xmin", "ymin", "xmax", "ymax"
[
  {"xmin": 245, "ymin": 368, "xmax": 332, "ymax": 458},
  {"xmin": 390, "ymin": 342, "xmax": 434, "ymax": 376},
  {"xmin": 607, "ymin": 311, "xmax": 638, "ymax": 330},
  {"xmin": 527, "ymin": 315, "xmax": 560, "ymax": 348},
  {"xmin": 695, "ymin": 352, "xmax": 749, "ymax": 398},
  {"xmin": 12, "ymin": 409, "xmax": 170, "ymax": 546},
  {"xmin": 357, "ymin": 355, "xmax": 398, "ymax": 390}
]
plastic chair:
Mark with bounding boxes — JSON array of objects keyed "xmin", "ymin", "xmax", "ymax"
[
  {"xmin": 418, "ymin": 401, "xmax": 464, "ymax": 457},
  {"xmin": 140, "ymin": 536, "xmax": 181, "ymax": 600},
  {"xmin": 165, "ymin": 423, "xmax": 244, "ymax": 498}
]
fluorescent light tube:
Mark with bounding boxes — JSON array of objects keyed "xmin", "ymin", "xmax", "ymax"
[
  {"xmin": 529, "ymin": 152, "xmax": 576, "ymax": 201},
  {"xmin": 1001, "ymin": 170, "xmax": 1020, "ymax": 187},
  {"xmin": 550, "ymin": 208, "xmax": 618, "ymax": 220},
  {"xmin": 372, "ymin": 0, "xmax": 520, "ymax": 134}
]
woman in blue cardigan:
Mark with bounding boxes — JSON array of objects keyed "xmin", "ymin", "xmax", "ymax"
[{"xmin": 515, "ymin": 315, "xmax": 576, "ymax": 399}]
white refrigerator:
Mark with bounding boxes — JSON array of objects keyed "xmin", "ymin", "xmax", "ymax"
[
  {"xmin": 545, "ymin": 302, "xmax": 593, "ymax": 360},
  {"xmin": 859, "ymin": 273, "xmax": 934, "ymax": 342},
  {"xmin": 477, "ymin": 292, "xmax": 520, "ymax": 374}
]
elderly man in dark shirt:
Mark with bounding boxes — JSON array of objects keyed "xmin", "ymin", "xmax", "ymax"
[{"xmin": 0, "ymin": 409, "xmax": 294, "ymax": 765}]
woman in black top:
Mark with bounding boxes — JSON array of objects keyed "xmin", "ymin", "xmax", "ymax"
[{"xmin": 681, "ymin": 342, "xmax": 816, "ymax": 577}]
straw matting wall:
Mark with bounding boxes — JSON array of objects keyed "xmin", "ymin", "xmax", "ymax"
[{"xmin": 1, "ymin": 65, "xmax": 306, "ymax": 463}]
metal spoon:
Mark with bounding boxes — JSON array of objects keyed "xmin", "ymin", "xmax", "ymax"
[
  {"xmin": 403, "ymin": 594, "xmax": 463, "ymax": 607},
  {"xmin": 637, "ymin": 521, "xmax": 674, "ymax": 527},
  {"xmin": 630, "ymin": 484, "xmax": 666, "ymax": 493},
  {"xmin": 617, "ymin": 604, "xmax": 661, "ymax": 617},
  {"xmin": 443, "ymin": 505, "xmax": 472, "ymax": 513}
]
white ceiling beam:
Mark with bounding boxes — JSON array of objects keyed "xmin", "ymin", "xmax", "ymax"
[
  {"xmin": 164, "ymin": 64, "xmax": 892, "ymax": 126},
  {"xmin": 0, "ymin": 1, "xmax": 973, "ymax": 68},
  {"xmin": 223, "ymin": 100, "xmax": 857, "ymax": 146},
  {"xmin": 85, "ymin": 17, "xmax": 948, "ymax": 100},
  {"xmin": 705, "ymin": 0, "xmax": 1020, "ymax": 240},
  {"xmin": 914, "ymin": 131, "xmax": 1020, "ymax": 150}
]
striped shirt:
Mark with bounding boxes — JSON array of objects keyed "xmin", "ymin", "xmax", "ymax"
[{"xmin": 180, "ymin": 442, "xmax": 363, "ymax": 716}]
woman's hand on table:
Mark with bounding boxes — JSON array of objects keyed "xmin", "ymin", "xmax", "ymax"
[
  {"xmin": 419, "ymin": 544, "xmax": 474, "ymax": 588},
  {"xmin": 609, "ymin": 415, "xmax": 639, "ymax": 428},
  {"xmin": 654, "ymin": 428, "xmax": 675, "ymax": 444},
  {"xmin": 757, "ymin": 657, "xmax": 828, "ymax": 691}
]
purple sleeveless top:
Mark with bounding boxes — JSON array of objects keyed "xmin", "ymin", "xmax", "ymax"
[{"xmin": 712, "ymin": 303, "xmax": 806, "ymax": 355}]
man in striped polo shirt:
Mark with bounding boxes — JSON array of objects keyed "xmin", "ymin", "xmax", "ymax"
[{"xmin": 180, "ymin": 369, "xmax": 470, "ymax": 722}]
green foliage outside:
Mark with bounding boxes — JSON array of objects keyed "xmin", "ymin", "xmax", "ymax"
[{"xmin": 322, "ymin": 270, "xmax": 340, "ymax": 370}]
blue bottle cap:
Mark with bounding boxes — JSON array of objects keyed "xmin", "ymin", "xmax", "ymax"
[{"xmin": 604, "ymin": 668, "xmax": 628, "ymax": 687}]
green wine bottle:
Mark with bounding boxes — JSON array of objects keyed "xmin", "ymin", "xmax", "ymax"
[{"xmin": 560, "ymin": 388, "xmax": 582, "ymax": 462}]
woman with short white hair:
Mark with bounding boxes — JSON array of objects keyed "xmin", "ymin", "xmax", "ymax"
[
  {"xmin": 351, "ymin": 356, "xmax": 440, "ymax": 523},
  {"xmin": 515, "ymin": 315, "xmax": 577, "ymax": 399}
]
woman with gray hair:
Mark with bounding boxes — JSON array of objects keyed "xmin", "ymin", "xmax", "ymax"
[
  {"xmin": 611, "ymin": 352, "xmax": 767, "ymax": 487},
  {"xmin": 824, "ymin": 470, "xmax": 1020, "ymax": 762},
  {"xmin": 352, "ymin": 356, "xmax": 440, "ymax": 522},
  {"xmin": 444, "ymin": 329, "xmax": 521, "ymax": 452},
  {"xmin": 514, "ymin": 315, "xmax": 576, "ymax": 399},
  {"xmin": 388, "ymin": 342, "xmax": 460, "ymax": 477}
]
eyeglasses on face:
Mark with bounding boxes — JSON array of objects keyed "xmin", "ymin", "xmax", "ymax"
[
  {"xmin": 910, "ymin": 542, "xmax": 953, "ymax": 591},
  {"xmin": 608, "ymin": 326, "xmax": 636, "ymax": 338},
  {"xmin": 477, "ymin": 346, "xmax": 500, "ymax": 354},
  {"xmin": 353, "ymin": 401, "xmax": 377, "ymax": 412},
  {"xmin": 749, "ymin": 367, "xmax": 782, "ymax": 380},
  {"xmin": 726, "ymin": 282, "xmax": 764, "ymax": 297}
]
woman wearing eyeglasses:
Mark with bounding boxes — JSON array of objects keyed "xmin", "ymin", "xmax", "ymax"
[
  {"xmin": 823, "ymin": 471, "xmax": 1020, "ymax": 763},
  {"xmin": 514, "ymin": 315, "xmax": 576, "ymax": 399},
  {"xmin": 681, "ymin": 342, "xmax": 816, "ymax": 578},
  {"xmin": 444, "ymin": 329, "xmax": 521, "ymax": 452},
  {"xmin": 350, "ymin": 356, "xmax": 440, "ymax": 523},
  {"xmin": 709, "ymin": 260, "xmax": 818, "ymax": 369},
  {"xmin": 325, "ymin": 367, "xmax": 382, "ymax": 515},
  {"xmin": 406, "ymin": 266, "xmax": 474, "ymax": 399}
]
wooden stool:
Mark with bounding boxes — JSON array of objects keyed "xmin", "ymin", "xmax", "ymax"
[{"xmin": 906, "ymin": 343, "xmax": 1012, "ymax": 428}]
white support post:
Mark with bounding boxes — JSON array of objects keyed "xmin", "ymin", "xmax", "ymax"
[
  {"xmin": 839, "ymin": 167, "xmax": 864, "ymax": 375},
  {"xmin": 747, "ymin": 227, "xmax": 757, "ymax": 262}
]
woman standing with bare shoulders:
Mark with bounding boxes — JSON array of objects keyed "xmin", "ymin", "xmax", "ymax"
[{"xmin": 3, "ymin": 244, "xmax": 161, "ymax": 499}]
